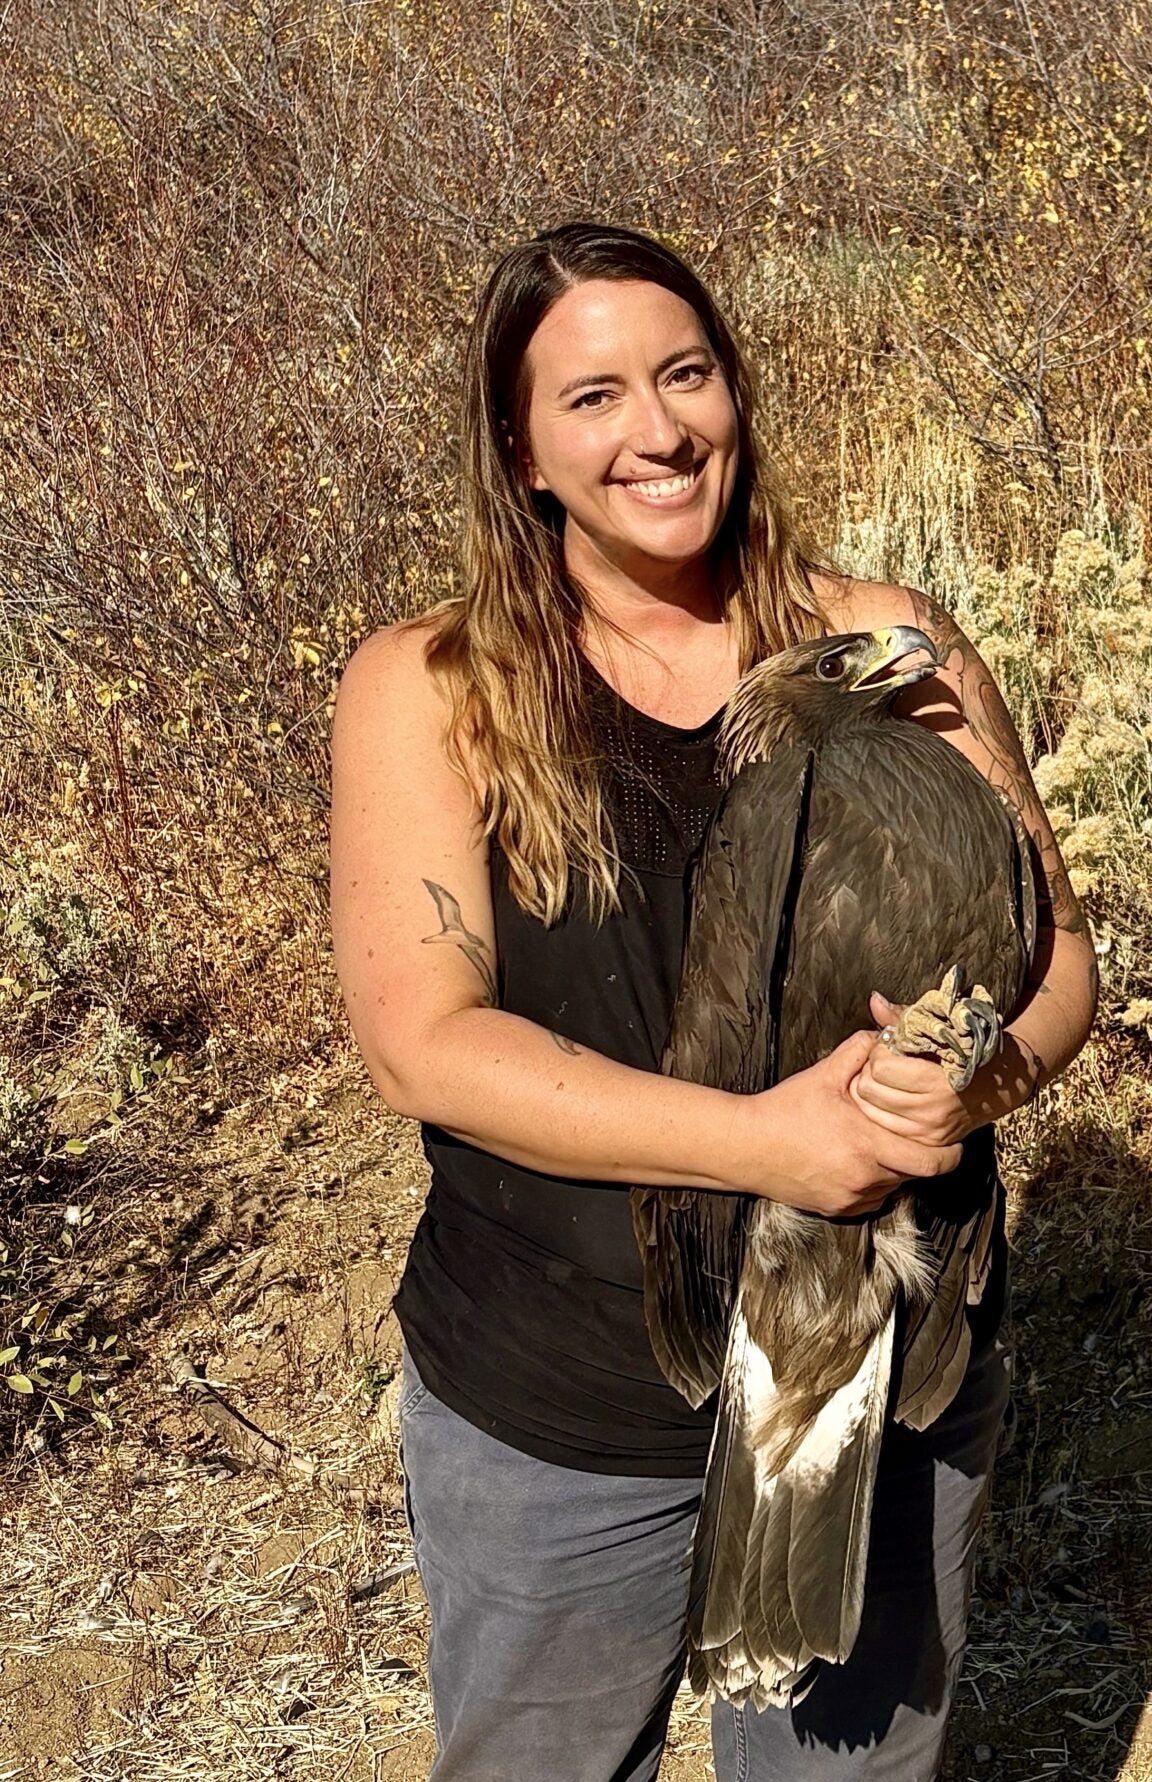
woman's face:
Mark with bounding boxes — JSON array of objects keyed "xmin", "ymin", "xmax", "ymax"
[{"xmin": 521, "ymin": 278, "xmax": 740, "ymax": 579}]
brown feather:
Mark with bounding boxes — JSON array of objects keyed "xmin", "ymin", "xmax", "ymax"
[{"xmin": 637, "ymin": 635, "xmax": 1037, "ymax": 1702}]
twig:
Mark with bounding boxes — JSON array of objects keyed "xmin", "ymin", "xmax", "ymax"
[
  {"xmin": 348, "ymin": 1560, "xmax": 417, "ymax": 1604},
  {"xmin": 170, "ymin": 1357, "xmax": 399, "ymax": 1510}
]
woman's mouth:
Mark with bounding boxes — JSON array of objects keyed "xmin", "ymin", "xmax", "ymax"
[{"xmin": 615, "ymin": 460, "xmax": 706, "ymax": 507}]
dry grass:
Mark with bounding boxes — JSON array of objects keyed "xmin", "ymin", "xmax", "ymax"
[
  {"xmin": 2, "ymin": 0, "xmax": 1151, "ymax": 1776},
  {"xmin": 2, "ymin": 1059, "xmax": 1148, "ymax": 1782}
]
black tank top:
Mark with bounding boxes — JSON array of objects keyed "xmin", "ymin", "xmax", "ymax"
[{"xmin": 393, "ymin": 661, "xmax": 727, "ymax": 1475}]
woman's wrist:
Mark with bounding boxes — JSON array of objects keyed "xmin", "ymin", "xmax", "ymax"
[
  {"xmin": 961, "ymin": 1028, "xmax": 1044, "ymax": 1124},
  {"xmin": 713, "ymin": 1085, "xmax": 791, "ymax": 1199}
]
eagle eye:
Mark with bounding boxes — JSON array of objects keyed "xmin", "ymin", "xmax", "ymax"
[{"xmin": 816, "ymin": 653, "xmax": 849, "ymax": 682}]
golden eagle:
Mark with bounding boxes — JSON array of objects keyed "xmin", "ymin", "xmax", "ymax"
[{"xmin": 632, "ymin": 627, "xmax": 1035, "ymax": 1706}]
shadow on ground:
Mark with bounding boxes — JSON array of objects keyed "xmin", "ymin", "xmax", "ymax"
[{"xmin": 944, "ymin": 1108, "xmax": 1152, "ymax": 1782}]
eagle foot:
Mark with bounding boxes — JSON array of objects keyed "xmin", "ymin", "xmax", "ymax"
[{"xmin": 887, "ymin": 966, "xmax": 1001, "ymax": 1093}]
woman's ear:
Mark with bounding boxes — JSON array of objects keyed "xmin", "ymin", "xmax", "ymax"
[{"xmin": 507, "ymin": 425, "xmax": 547, "ymax": 493}]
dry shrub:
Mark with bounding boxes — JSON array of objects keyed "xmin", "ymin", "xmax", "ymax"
[{"xmin": 0, "ymin": 0, "xmax": 1148, "ymax": 1448}]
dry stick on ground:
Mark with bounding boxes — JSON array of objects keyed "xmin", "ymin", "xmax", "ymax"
[{"xmin": 171, "ymin": 1356, "xmax": 401, "ymax": 1512}]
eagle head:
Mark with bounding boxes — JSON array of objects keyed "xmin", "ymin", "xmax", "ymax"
[{"xmin": 718, "ymin": 627, "xmax": 938, "ymax": 779}]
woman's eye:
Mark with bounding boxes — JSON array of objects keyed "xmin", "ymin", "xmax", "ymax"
[
  {"xmin": 667, "ymin": 362, "xmax": 712, "ymax": 387},
  {"xmin": 573, "ymin": 389, "xmax": 612, "ymax": 410}
]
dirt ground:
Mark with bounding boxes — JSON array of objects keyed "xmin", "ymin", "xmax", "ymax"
[{"xmin": 1, "ymin": 1051, "xmax": 1149, "ymax": 1781}]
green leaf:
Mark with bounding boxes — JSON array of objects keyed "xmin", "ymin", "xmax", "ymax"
[
  {"xmin": 129, "ymin": 1064, "xmax": 144, "ymax": 1091},
  {"xmin": 64, "ymin": 1138, "xmax": 88, "ymax": 1156},
  {"xmin": 6, "ymin": 1374, "xmax": 34, "ymax": 1393},
  {"xmin": 67, "ymin": 1371, "xmax": 83, "ymax": 1396},
  {"xmin": 91, "ymin": 1409, "xmax": 113, "ymax": 1431},
  {"xmin": 47, "ymin": 1397, "xmax": 64, "ymax": 1420},
  {"xmin": 102, "ymin": 1334, "xmax": 117, "ymax": 1351},
  {"xmin": 0, "ymin": 1346, "xmax": 19, "ymax": 1366}
]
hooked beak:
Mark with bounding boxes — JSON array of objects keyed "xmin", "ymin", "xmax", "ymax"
[{"xmin": 847, "ymin": 627, "xmax": 939, "ymax": 693}]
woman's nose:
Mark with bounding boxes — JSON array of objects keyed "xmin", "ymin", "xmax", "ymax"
[{"xmin": 628, "ymin": 388, "xmax": 690, "ymax": 460}]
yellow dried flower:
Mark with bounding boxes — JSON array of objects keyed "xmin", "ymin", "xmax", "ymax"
[
  {"xmin": 1061, "ymin": 814, "xmax": 1116, "ymax": 864},
  {"xmin": 1119, "ymin": 999, "xmax": 1152, "ymax": 1035},
  {"xmin": 1088, "ymin": 606, "xmax": 1152, "ymax": 653},
  {"xmin": 1083, "ymin": 721, "xmax": 1147, "ymax": 763},
  {"xmin": 1053, "ymin": 530, "xmax": 1116, "ymax": 603},
  {"xmin": 975, "ymin": 633, "xmax": 1030, "ymax": 674},
  {"xmin": 1006, "ymin": 564, "xmax": 1042, "ymax": 602},
  {"xmin": 1032, "ymin": 753, "xmax": 1068, "ymax": 801}
]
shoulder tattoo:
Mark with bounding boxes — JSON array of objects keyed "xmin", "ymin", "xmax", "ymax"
[{"xmin": 905, "ymin": 588, "xmax": 1091, "ymax": 944}]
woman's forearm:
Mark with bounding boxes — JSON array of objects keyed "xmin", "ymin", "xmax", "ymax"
[
  {"xmin": 376, "ymin": 1003, "xmax": 761, "ymax": 1191},
  {"xmin": 372, "ymin": 1001, "xmax": 962, "ymax": 1212},
  {"xmin": 963, "ymin": 923, "xmax": 1099, "ymax": 1123}
]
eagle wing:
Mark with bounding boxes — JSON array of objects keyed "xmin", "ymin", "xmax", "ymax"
[
  {"xmin": 896, "ymin": 778, "xmax": 1037, "ymax": 1429},
  {"xmin": 630, "ymin": 745, "xmax": 814, "ymax": 1407}
]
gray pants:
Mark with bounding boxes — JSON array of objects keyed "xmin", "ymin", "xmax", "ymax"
[{"xmin": 398, "ymin": 1324, "xmax": 1012, "ymax": 1782}]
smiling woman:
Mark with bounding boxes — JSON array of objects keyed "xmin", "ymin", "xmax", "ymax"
[
  {"xmin": 524, "ymin": 281, "xmax": 740, "ymax": 572},
  {"xmin": 327, "ymin": 223, "xmax": 1095, "ymax": 1782}
]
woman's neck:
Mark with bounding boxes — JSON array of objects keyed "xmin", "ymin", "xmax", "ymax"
[{"xmin": 563, "ymin": 522, "xmax": 722, "ymax": 640}]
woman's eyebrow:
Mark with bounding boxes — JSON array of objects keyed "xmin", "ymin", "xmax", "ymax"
[{"xmin": 556, "ymin": 345, "xmax": 711, "ymax": 399}]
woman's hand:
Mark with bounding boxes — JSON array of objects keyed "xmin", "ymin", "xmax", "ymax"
[
  {"xmin": 735, "ymin": 1029, "xmax": 965, "ymax": 1218},
  {"xmin": 850, "ymin": 992, "xmax": 987, "ymax": 1146},
  {"xmin": 853, "ymin": 987, "xmax": 1057, "ymax": 1139}
]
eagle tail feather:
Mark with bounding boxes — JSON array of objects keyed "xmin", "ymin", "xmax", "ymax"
[
  {"xmin": 630, "ymin": 1187, "xmax": 743, "ymax": 1406},
  {"xmin": 783, "ymin": 1310, "xmax": 895, "ymax": 1661},
  {"xmin": 897, "ymin": 1266, "xmax": 972, "ymax": 1431},
  {"xmin": 688, "ymin": 1307, "xmax": 760, "ymax": 1656},
  {"xmin": 965, "ymin": 1186, "xmax": 1000, "ymax": 1308},
  {"xmin": 688, "ymin": 1307, "xmax": 815, "ymax": 1705},
  {"xmin": 689, "ymin": 1303, "xmax": 897, "ymax": 1703}
]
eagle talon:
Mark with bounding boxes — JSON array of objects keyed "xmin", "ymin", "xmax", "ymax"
[
  {"xmin": 886, "ymin": 968, "xmax": 1003, "ymax": 1093},
  {"xmin": 943, "ymin": 992, "xmax": 1002, "ymax": 1091}
]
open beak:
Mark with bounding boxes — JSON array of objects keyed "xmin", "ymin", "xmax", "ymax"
[{"xmin": 847, "ymin": 627, "xmax": 939, "ymax": 693}]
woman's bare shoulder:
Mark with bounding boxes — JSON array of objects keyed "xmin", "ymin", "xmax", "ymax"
[
  {"xmin": 342, "ymin": 607, "xmax": 449, "ymax": 680},
  {"xmin": 811, "ymin": 573, "xmax": 924, "ymax": 635},
  {"xmin": 335, "ymin": 608, "xmax": 459, "ymax": 735},
  {"xmin": 333, "ymin": 604, "xmax": 490, "ymax": 815}
]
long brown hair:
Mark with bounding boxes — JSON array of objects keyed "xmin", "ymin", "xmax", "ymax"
[{"xmin": 422, "ymin": 222, "xmax": 835, "ymax": 924}]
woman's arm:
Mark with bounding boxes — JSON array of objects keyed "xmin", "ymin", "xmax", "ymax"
[
  {"xmin": 835, "ymin": 582, "xmax": 1099, "ymax": 1145},
  {"xmin": 328, "ymin": 622, "xmax": 965, "ymax": 1215}
]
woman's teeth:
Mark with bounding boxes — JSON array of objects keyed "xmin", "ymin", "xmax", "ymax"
[{"xmin": 623, "ymin": 469, "xmax": 697, "ymax": 499}]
